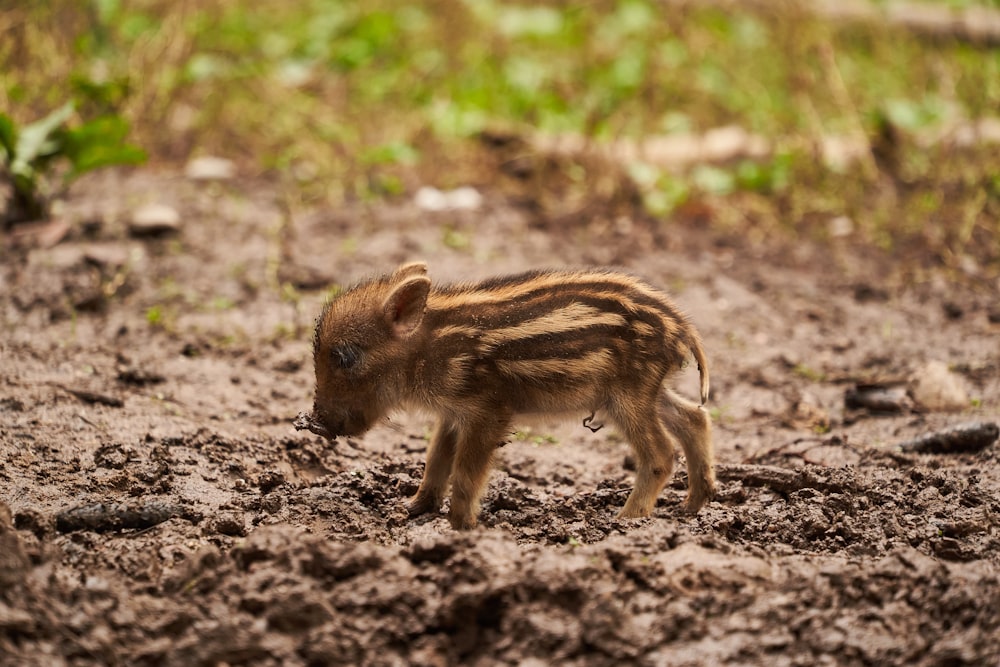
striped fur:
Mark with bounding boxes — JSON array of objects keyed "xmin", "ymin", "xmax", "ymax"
[{"xmin": 307, "ymin": 262, "xmax": 715, "ymax": 529}]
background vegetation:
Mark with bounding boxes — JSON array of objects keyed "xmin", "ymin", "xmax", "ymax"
[{"xmin": 3, "ymin": 0, "xmax": 999, "ymax": 278}]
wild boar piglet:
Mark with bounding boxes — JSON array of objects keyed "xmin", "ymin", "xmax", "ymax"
[{"xmin": 296, "ymin": 262, "xmax": 716, "ymax": 530}]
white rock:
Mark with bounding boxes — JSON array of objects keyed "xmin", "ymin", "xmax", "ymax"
[
  {"xmin": 821, "ymin": 133, "xmax": 869, "ymax": 171},
  {"xmin": 82, "ymin": 243, "xmax": 132, "ymax": 269},
  {"xmin": 130, "ymin": 203, "xmax": 181, "ymax": 237},
  {"xmin": 828, "ymin": 215, "xmax": 854, "ymax": 238},
  {"xmin": 414, "ymin": 186, "xmax": 448, "ymax": 211},
  {"xmin": 446, "ymin": 186, "xmax": 483, "ymax": 210},
  {"xmin": 415, "ymin": 186, "xmax": 483, "ymax": 212},
  {"xmin": 702, "ymin": 125, "xmax": 769, "ymax": 162},
  {"xmin": 184, "ymin": 156, "xmax": 235, "ymax": 181},
  {"xmin": 910, "ymin": 360, "xmax": 969, "ymax": 412}
]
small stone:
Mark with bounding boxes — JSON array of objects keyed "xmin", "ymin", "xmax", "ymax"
[
  {"xmin": 845, "ymin": 384, "xmax": 912, "ymax": 413},
  {"xmin": 415, "ymin": 187, "xmax": 448, "ymax": 211},
  {"xmin": 9, "ymin": 219, "xmax": 72, "ymax": 248},
  {"xmin": 828, "ymin": 215, "xmax": 854, "ymax": 238},
  {"xmin": 184, "ymin": 156, "xmax": 235, "ymax": 181},
  {"xmin": 130, "ymin": 204, "xmax": 181, "ymax": 237},
  {"xmin": 212, "ymin": 513, "xmax": 246, "ymax": 537},
  {"xmin": 27, "ymin": 244, "xmax": 83, "ymax": 270},
  {"xmin": 942, "ymin": 301, "xmax": 963, "ymax": 320},
  {"xmin": 447, "ymin": 186, "xmax": 483, "ymax": 210},
  {"xmin": 909, "ymin": 360, "xmax": 969, "ymax": 412},
  {"xmin": 261, "ymin": 495, "xmax": 283, "ymax": 514},
  {"xmin": 852, "ymin": 283, "xmax": 889, "ymax": 303},
  {"xmin": 83, "ymin": 243, "xmax": 132, "ymax": 270},
  {"xmin": 415, "ymin": 186, "xmax": 483, "ymax": 211},
  {"xmin": 94, "ymin": 443, "xmax": 131, "ymax": 470},
  {"xmin": 257, "ymin": 470, "xmax": 286, "ymax": 493},
  {"xmin": 84, "ymin": 576, "xmax": 111, "ymax": 594}
]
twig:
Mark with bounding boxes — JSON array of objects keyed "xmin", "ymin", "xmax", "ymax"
[
  {"xmin": 55, "ymin": 501, "xmax": 191, "ymax": 533},
  {"xmin": 54, "ymin": 384, "xmax": 124, "ymax": 408},
  {"xmin": 715, "ymin": 463, "xmax": 858, "ymax": 494},
  {"xmin": 898, "ymin": 421, "xmax": 998, "ymax": 455}
]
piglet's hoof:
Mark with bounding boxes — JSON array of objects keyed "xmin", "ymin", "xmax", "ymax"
[
  {"xmin": 293, "ymin": 412, "xmax": 333, "ymax": 440},
  {"xmin": 448, "ymin": 511, "xmax": 479, "ymax": 531},
  {"xmin": 407, "ymin": 494, "xmax": 440, "ymax": 517}
]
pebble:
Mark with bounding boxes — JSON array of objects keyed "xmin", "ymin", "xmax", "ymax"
[
  {"xmin": 9, "ymin": 219, "xmax": 71, "ymax": 248},
  {"xmin": 415, "ymin": 186, "xmax": 483, "ymax": 211},
  {"xmin": 184, "ymin": 156, "xmax": 235, "ymax": 181},
  {"xmin": 212, "ymin": 513, "xmax": 246, "ymax": 537},
  {"xmin": 942, "ymin": 301, "xmax": 964, "ymax": 319},
  {"xmin": 909, "ymin": 360, "xmax": 969, "ymax": 412},
  {"xmin": 83, "ymin": 243, "xmax": 132, "ymax": 270},
  {"xmin": 129, "ymin": 204, "xmax": 181, "ymax": 237},
  {"xmin": 257, "ymin": 470, "xmax": 286, "ymax": 493},
  {"xmin": 828, "ymin": 215, "xmax": 854, "ymax": 238}
]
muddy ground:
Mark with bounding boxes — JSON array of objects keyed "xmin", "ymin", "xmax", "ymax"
[{"xmin": 1, "ymin": 168, "xmax": 999, "ymax": 666}]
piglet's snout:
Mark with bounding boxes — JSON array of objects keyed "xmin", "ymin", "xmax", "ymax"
[
  {"xmin": 293, "ymin": 410, "xmax": 336, "ymax": 440},
  {"xmin": 306, "ymin": 403, "xmax": 373, "ymax": 439}
]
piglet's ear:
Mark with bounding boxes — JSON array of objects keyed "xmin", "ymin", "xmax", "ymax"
[
  {"xmin": 391, "ymin": 261, "xmax": 428, "ymax": 283},
  {"xmin": 383, "ymin": 276, "xmax": 430, "ymax": 338}
]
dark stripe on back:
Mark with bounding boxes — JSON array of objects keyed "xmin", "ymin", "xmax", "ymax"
[
  {"xmin": 430, "ymin": 285, "xmax": 679, "ymax": 333},
  {"xmin": 485, "ymin": 323, "xmax": 629, "ymax": 362}
]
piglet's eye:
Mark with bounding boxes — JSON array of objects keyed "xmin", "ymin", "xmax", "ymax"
[{"xmin": 332, "ymin": 344, "xmax": 362, "ymax": 370}]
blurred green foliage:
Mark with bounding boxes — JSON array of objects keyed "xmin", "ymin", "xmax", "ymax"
[
  {"xmin": 2, "ymin": 0, "xmax": 999, "ymax": 273},
  {"xmin": 1, "ymin": 102, "xmax": 146, "ymax": 223}
]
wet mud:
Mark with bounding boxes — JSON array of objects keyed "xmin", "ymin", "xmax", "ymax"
[{"xmin": 2, "ymin": 171, "xmax": 998, "ymax": 665}]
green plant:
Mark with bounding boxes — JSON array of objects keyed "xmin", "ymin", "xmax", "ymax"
[
  {"xmin": 513, "ymin": 430, "xmax": 559, "ymax": 445},
  {"xmin": 7, "ymin": 1, "xmax": 1000, "ymax": 278},
  {"xmin": 146, "ymin": 305, "xmax": 166, "ymax": 327},
  {"xmin": 0, "ymin": 102, "xmax": 146, "ymax": 225},
  {"xmin": 793, "ymin": 364, "xmax": 826, "ymax": 383},
  {"xmin": 442, "ymin": 227, "xmax": 471, "ymax": 251}
]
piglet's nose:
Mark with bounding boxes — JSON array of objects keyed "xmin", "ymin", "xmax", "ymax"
[{"xmin": 293, "ymin": 411, "xmax": 335, "ymax": 440}]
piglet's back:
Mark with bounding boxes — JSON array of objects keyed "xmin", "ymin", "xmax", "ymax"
[{"xmin": 415, "ymin": 269, "xmax": 708, "ymax": 411}]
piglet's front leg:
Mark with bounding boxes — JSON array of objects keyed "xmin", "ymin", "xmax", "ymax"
[
  {"xmin": 446, "ymin": 415, "xmax": 511, "ymax": 530},
  {"xmin": 407, "ymin": 421, "xmax": 458, "ymax": 517}
]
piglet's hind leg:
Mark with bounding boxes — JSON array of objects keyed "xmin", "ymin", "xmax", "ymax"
[
  {"xmin": 613, "ymin": 398, "xmax": 677, "ymax": 520},
  {"xmin": 662, "ymin": 389, "xmax": 716, "ymax": 512}
]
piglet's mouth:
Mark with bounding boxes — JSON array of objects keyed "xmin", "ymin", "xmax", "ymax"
[{"xmin": 293, "ymin": 411, "xmax": 335, "ymax": 440}]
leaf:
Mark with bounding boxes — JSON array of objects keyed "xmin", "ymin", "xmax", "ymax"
[
  {"xmin": 692, "ymin": 164, "xmax": 735, "ymax": 196},
  {"xmin": 68, "ymin": 143, "xmax": 147, "ymax": 177},
  {"xmin": 61, "ymin": 115, "xmax": 147, "ymax": 177},
  {"xmin": 13, "ymin": 102, "xmax": 75, "ymax": 173},
  {"xmin": 0, "ymin": 113, "xmax": 16, "ymax": 162},
  {"xmin": 360, "ymin": 141, "xmax": 418, "ymax": 166},
  {"xmin": 70, "ymin": 75, "xmax": 130, "ymax": 112},
  {"xmin": 3, "ymin": 105, "xmax": 145, "ymax": 223},
  {"xmin": 63, "ymin": 115, "xmax": 130, "ymax": 151}
]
